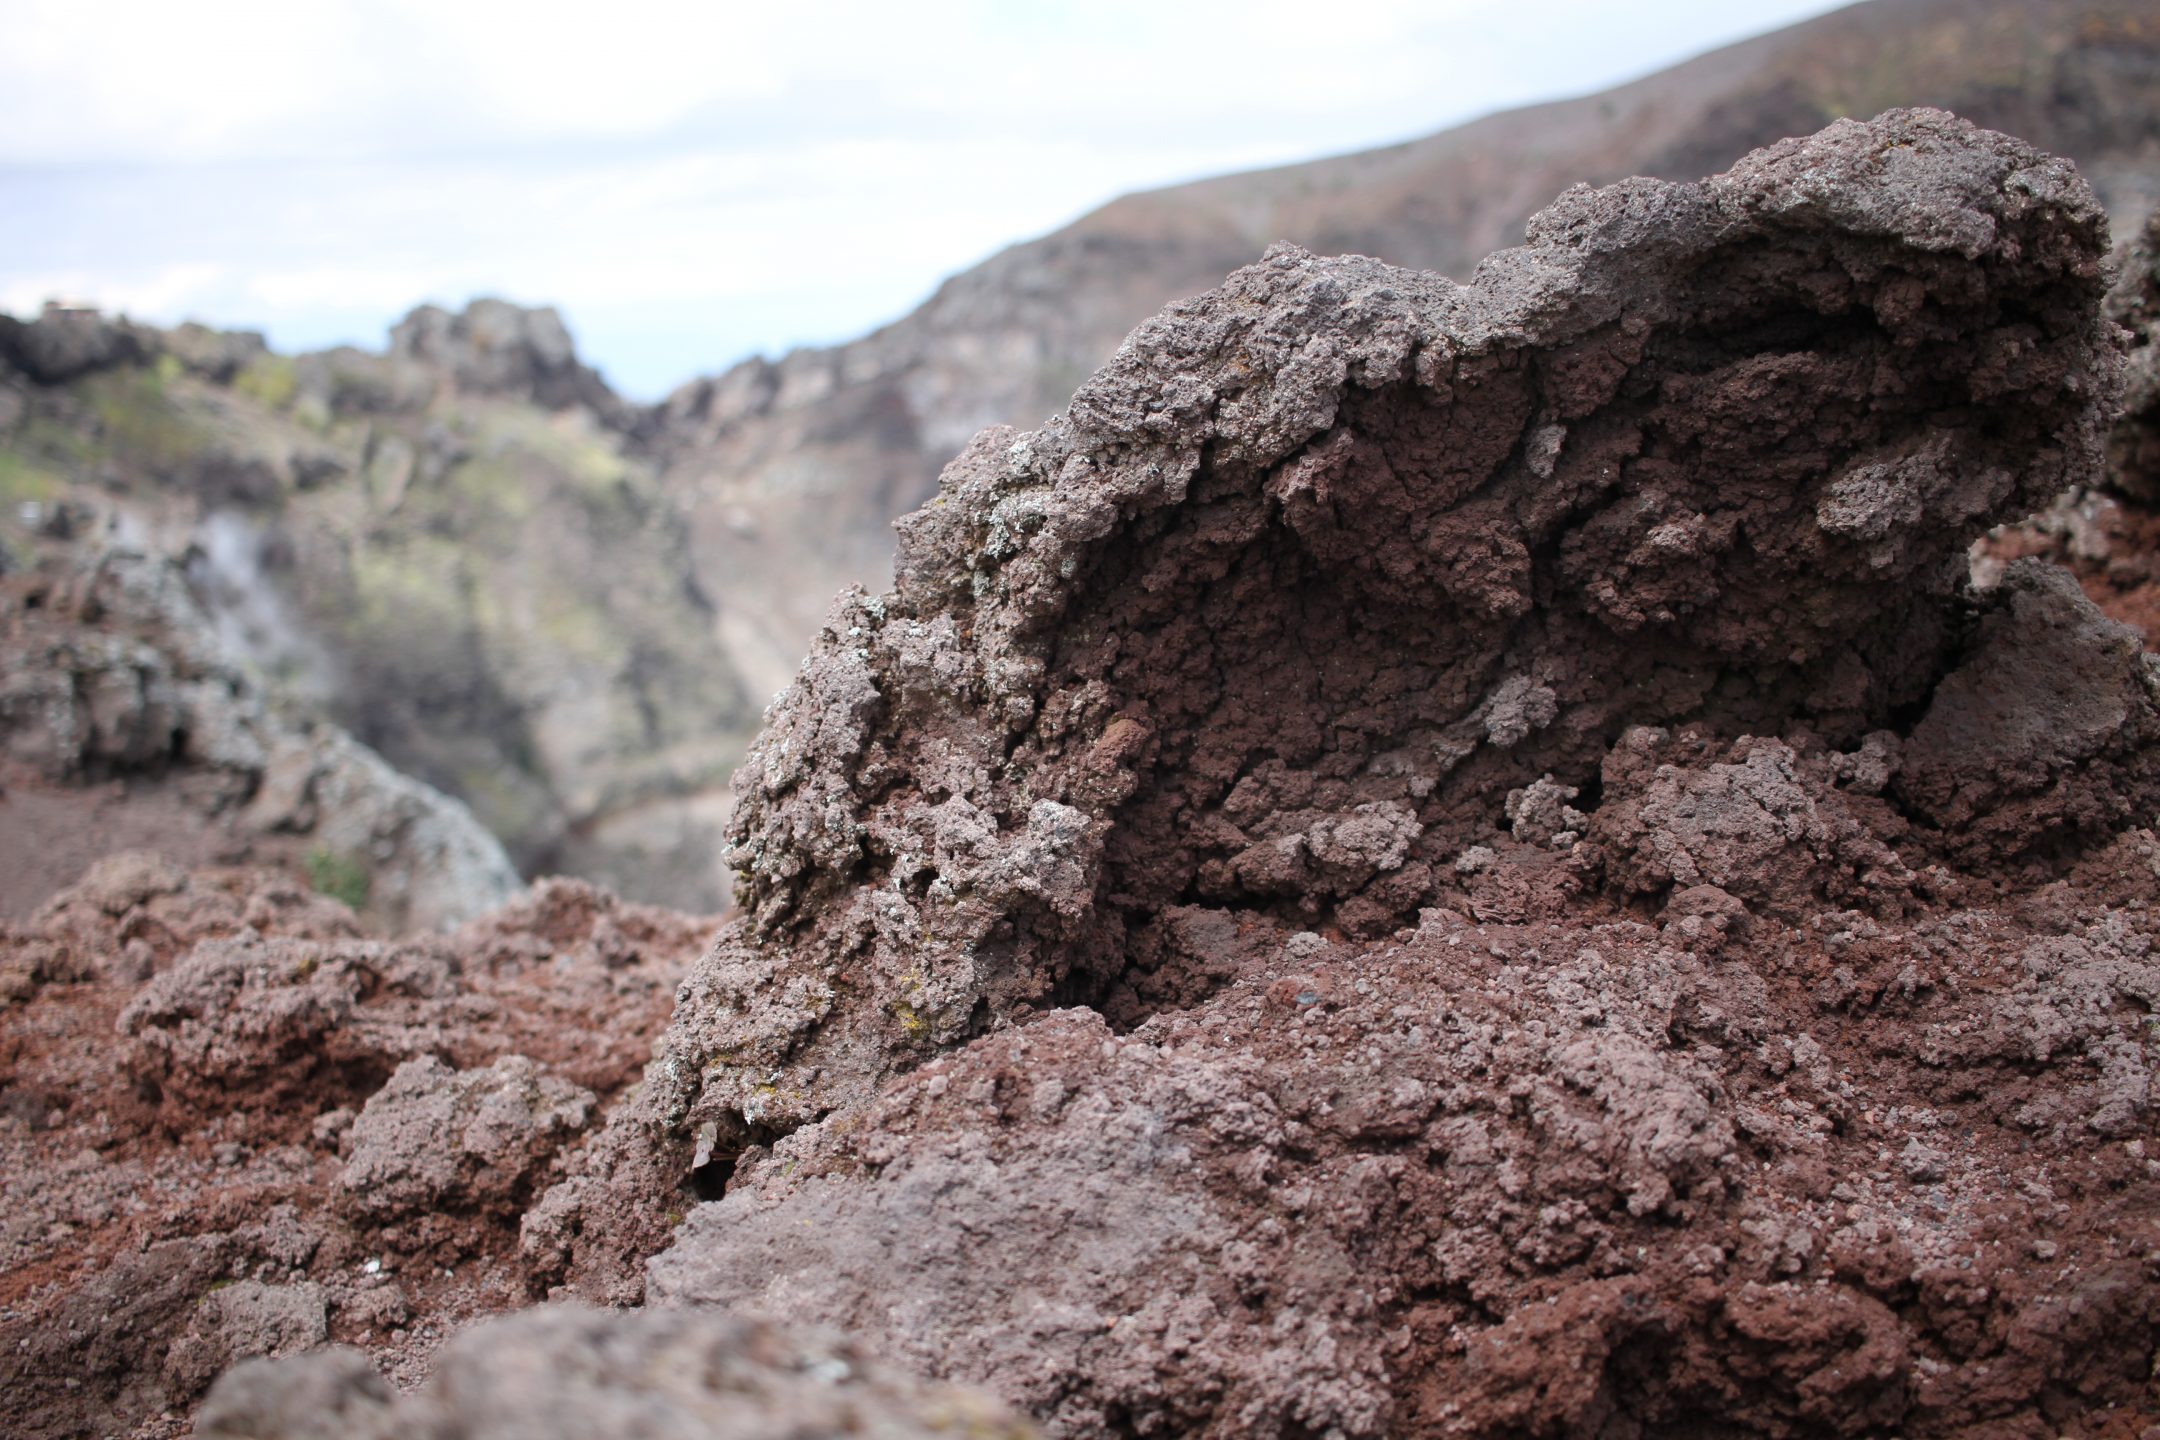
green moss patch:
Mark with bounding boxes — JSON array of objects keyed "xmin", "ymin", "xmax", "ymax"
[
  {"xmin": 0, "ymin": 450, "xmax": 66, "ymax": 505},
  {"xmin": 304, "ymin": 848, "xmax": 372, "ymax": 912}
]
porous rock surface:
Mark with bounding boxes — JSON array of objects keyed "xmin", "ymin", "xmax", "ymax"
[
  {"xmin": 335, "ymin": 1055, "xmax": 594, "ymax": 1230},
  {"xmin": 532, "ymin": 112, "xmax": 2160, "ymax": 1437},
  {"xmin": 195, "ymin": 1304, "xmax": 1035, "ymax": 1439},
  {"xmin": 0, "ymin": 866, "xmax": 711, "ymax": 1439}
]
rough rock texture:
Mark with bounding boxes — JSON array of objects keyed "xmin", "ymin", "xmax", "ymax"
[
  {"xmin": 651, "ymin": 892, "xmax": 2160, "ymax": 1436},
  {"xmin": 1980, "ymin": 473, "xmax": 2160, "ymax": 650},
  {"xmin": 0, "ymin": 298, "xmax": 760, "ymax": 913},
  {"xmin": 518, "ymin": 113, "xmax": 2160, "ymax": 1438},
  {"xmin": 10, "ymin": 2, "xmax": 2157, "ymax": 923},
  {"xmin": 116, "ymin": 876, "xmax": 705, "ymax": 1137},
  {"xmin": 162, "ymin": 1281, "xmax": 330, "ymax": 1400},
  {"xmin": 533, "ymin": 108, "xmax": 2128, "ymax": 1290},
  {"xmin": 1978, "ymin": 203, "xmax": 2160, "ymax": 640},
  {"xmin": 11, "ymin": 3, "xmax": 2154, "ymax": 916},
  {"xmin": 0, "ymin": 532, "xmax": 520, "ymax": 930},
  {"xmin": 1895, "ymin": 559, "xmax": 2160, "ymax": 853},
  {"xmin": 14, "ymin": 102, "xmax": 2160, "ymax": 1440},
  {"xmin": 0, "ymin": 864, "xmax": 710, "ymax": 1439},
  {"xmin": 336, "ymin": 1055, "xmax": 594, "ymax": 1230},
  {"xmin": 195, "ymin": 1305, "xmax": 1035, "ymax": 1439}
]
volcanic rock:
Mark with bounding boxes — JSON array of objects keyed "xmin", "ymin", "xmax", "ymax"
[
  {"xmin": 387, "ymin": 298, "xmax": 631, "ymax": 424},
  {"xmin": 645, "ymin": 0, "xmax": 2160, "ymax": 723},
  {"xmin": 531, "ymin": 112, "xmax": 2160, "ymax": 1437},
  {"xmin": 0, "ymin": 867, "xmax": 711, "ymax": 1439},
  {"xmin": 335, "ymin": 1054, "xmax": 595, "ymax": 1230},
  {"xmin": 537, "ymin": 104, "xmax": 2121, "ymax": 1262},
  {"xmin": 0, "ymin": 537, "xmax": 521, "ymax": 930},
  {"xmin": 162, "ymin": 1280, "xmax": 330, "ymax": 1400}
]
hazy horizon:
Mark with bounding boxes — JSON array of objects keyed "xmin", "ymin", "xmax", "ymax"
[{"xmin": 1, "ymin": 0, "xmax": 1856, "ymax": 399}]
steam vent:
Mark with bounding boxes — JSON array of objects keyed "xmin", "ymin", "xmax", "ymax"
[{"xmin": 506, "ymin": 111, "xmax": 2160, "ymax": 1437}]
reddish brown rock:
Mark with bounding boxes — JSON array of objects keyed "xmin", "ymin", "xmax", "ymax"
[
  {"xmin": 14, "ymin": 105, "xmax": 2160, "ymax": 1440},
  {"xmin": 649, "ymin": 896, "xmax": 2160, "ymax": 1435},
  {"xmin": 335, "ymin": 1056, "xmax": 594, "ymax": 1234},
  {"xmin": 0, "ymin": 867, "xmax": 710, "ymax": 1439},
  {"xmin": 532, "ymin": 112, "xmax": 2160, "ymax": 1437},
  {"xmin": 536, "ymin": 103, "xmax": 2130, "ymax": 1273}
]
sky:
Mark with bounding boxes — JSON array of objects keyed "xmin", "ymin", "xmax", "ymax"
[{"xmin": 0, "ymin": 0, "xmax": 1858, "ymax": 399}]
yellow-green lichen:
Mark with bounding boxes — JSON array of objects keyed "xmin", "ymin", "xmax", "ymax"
[
  {"xmin": 82, "ymin": 368, "xmax": 213, "ymax": 470},
  {"xmin": 233, "ymin": 353, "xmax": 299, "ymax": 411},
  {"xmin": 346, "ymin": 533, "xmax": 469, "ymax": 632},
  {"xmin": 304, "ymin": 848, "xmax": 371, "ymax": 911},
  {"xmin": 440, "ymin": 452, "xmax": 541, "ymax": 527},
  {"xmin": 889, "ymin": 999, "xmax": 931, "ymax": 1042},
  {"xmin": 0, "ymin": 451, "xmax": 66, "ymax": 504}
]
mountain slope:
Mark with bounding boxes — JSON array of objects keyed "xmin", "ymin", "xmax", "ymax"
[{"xmin": 0, "ymin": 302, "xmax": 761, "ymax": 912}]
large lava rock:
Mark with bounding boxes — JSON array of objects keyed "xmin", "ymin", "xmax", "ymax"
[{"xmin": 535, "ymin": 112, "xmax": 2160, "ymax": 1437}]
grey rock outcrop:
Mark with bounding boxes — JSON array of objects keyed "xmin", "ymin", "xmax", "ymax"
[
  {"xmin": 196, "ymin": 1305, "xmax": 1035, "ymax": 1440},
  {"xmin": 388, "ymin": 298, "xmax": 631, "ymax": 423},
  {"xmin": 0, "ymin": 540, "xmax": 519, "ymax": 930},
  {"xmin": 0, "ymin": 302, "xmax": 159, "ymax": 385},
  {"xmin": 1, "ymin": 293, "xmax": 756, "ymax": 915}
]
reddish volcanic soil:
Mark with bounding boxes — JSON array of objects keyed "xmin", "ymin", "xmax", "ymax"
[{"xmin": 0, "ymin": 858, "xmax": 712, "ymax": 1437}]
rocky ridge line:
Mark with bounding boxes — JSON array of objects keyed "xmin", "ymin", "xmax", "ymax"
[{"xmin": 0, "ymin": 292, "xmax": 760, "ymax": 914}]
